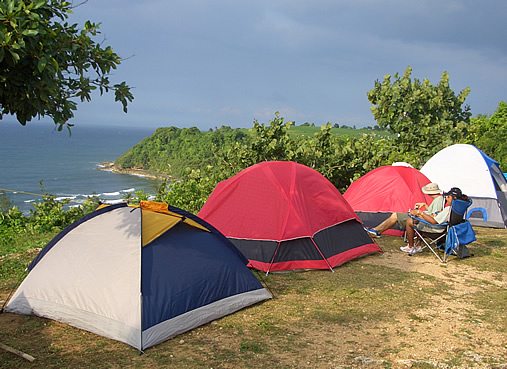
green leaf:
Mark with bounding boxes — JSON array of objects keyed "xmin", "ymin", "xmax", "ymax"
[
  {"xmin": 22, "ymin": 29, "xmax": 38, "ymax": 36},
  {"xmin": 9, "ymin": 49, "xmax": 19, "ymax": 63},
  {"xmin": 37, "ymin": 57, "xmax": 47, "ymax": 72},
  {"xmin": 32, "ymin": 0, "xmax": 46, "ymax": 9}
]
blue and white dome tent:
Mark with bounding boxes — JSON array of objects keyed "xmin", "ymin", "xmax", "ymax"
[
  {"xmin": 421, "ymin": 144, "xmax": 507, "ymax": 229},
  {"xmin": 3, "ymin": 201, "xmax": 271, "ymax": 351}
]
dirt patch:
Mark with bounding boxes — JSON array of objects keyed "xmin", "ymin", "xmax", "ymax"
[
  {"xmin": 362, "ymin": 245, "xmax": 505, "ymax": 289},
  {"xmin": 354, "ymin": 246, "xmax": 506, "ymax": 368}
]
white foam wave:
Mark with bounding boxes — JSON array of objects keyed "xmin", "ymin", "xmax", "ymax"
[
  {"xmin": 103, "ymin": 199, "xmax": 126, "ymax": 205},
  {"xmin": 102, "ymin": 191, "xmax": 120, "ymax": 196},
  {"xmin": 122, "ymin": 188, "xmax": 135, "ymax": 193},
  {"xmin": 130, "ymin": 173, "xmax": 148, "ymax": 178},
  {"xmin": 80, "ymin": 193, "xmax": 101, "ymax": 199},
  {"xmin": 55, "ymin": 196, "xmax": 77, "ymax": 201}
]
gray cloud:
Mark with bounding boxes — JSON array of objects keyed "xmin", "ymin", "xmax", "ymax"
[{"xmin": 67, "ymin": 0, "xmax": 506, "ymax": 128}]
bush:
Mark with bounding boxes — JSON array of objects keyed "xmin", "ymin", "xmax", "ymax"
[{"xmin": 0, "ymin": 188, "xmax": 100, "ymax": 243}]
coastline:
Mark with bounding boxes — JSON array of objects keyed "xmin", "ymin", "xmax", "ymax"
[{"xmin": 97, "ymin": 162, "xmax": 177, "ymax": 181}]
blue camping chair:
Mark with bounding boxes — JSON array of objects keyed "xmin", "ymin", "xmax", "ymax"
[{"xmin": 410, "ymin": 199, "xmax": 476, "ymax": 263}]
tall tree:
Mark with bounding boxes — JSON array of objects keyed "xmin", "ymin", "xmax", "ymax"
[
  {"xmin": 0, "ymin": 0, "xmax": 133, "ymax": 130},
  {"xmin": 367, "ymin": 66, "xmax": 471, "ymax": 166},
  {"xmin": 466, "ymin": 101, "xmax": 507, "ymax": 171}
]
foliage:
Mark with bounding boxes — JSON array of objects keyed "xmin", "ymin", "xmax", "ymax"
[
  {"xmin": 0, "ymin": 183, "xmax": 99, "ymax": 238},
  {"xmin": 0, "ymin": 0, "xmax": 133, "ymax": 130},
  {"xmin": 156, "ymin": 169, "xmax": 219, "ymax": 214},
  {"xmin": 115, "ymin": 122, "xmax": 393, "ymax": 183},
  {"xmin": 216, "ymin": 116, "xmax": 394, "ymax": 191},
  {"xmin": 216, "ymin": 114, "xmax": 297, "ymax": 174},
  {"xmin": 466, "ymin": 101, "xmax": 507, "ymax": 171},
  {"xmin": 28, "ymin": 194, "xmax": 82, "ymax": 232},
  {"xmin": 367, "ymin": 66, "xmax": 471, "ymax": 167},
  {"xmin": 0, "ymin": 190, "xmax": 13, "ymax": 213},
  {"xmin": 156, "ymin": 115, "xmax": 298, "ymax": 213},
  {"xmin": 0, "ymin": 206, "xmax": 26, "ymax": 235},
  {"xmin": 115, "ymin": 126, "xmax": 248, "ymax": 178},
  {"xmin": 156, "ymin": 114, "xmax": 394, "ymax": 214},
  {"xmin": 121, "ymin": 189, "xmax": 150, "ymax": 205}
]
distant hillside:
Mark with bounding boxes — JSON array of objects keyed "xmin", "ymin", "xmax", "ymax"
[
  {"xmin": 114, "ymin": 124, "xmax": 390, "ymax": 178},
  {"xmin": 114, "ymin": 126, "xmax": 248, "ymax": 178}
]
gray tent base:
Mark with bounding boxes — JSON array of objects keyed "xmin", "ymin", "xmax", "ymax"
[{"xmin": 467, "ymin": 197, "xmax": 507, "ymax": 229}]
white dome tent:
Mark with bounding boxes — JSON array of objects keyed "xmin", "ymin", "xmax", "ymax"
[
  {"xmin": 421, "ymin": 144, "xmax": 507, "ymax": 228},
  {"xmin": 3, "ymin": 202, "xmax": 271, "ymax": 350}
]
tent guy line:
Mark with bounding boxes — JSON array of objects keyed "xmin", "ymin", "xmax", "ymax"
[{"xmin": 0, "ymin": 188, "xmax": 56, "ymax": 198}]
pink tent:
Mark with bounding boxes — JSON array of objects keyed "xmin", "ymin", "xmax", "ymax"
[
  {"xmin": 199, "ymin": 161, "xmax": 381, "ymax": 273},
  {"xmin": 343, "ymin": 165, "xmax": 433, "ymax": 236}
]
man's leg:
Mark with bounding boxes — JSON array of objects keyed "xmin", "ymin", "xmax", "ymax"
[
  {"xmin": 374, "ymin": 213, "xmax": 398, "ymax": 234},
  {"xmin": 405, "ymin": 218, "xmax": 416, "ymax": 248}
]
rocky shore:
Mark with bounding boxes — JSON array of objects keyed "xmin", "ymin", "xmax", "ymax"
[{"xmin": 97, "ymin": 162, "xmax": 177, "ymax": 181}]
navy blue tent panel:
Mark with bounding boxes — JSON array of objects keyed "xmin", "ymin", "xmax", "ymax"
[{"xmin": 142, "ymin": 221, "xmax": 265, "ymax": 330}]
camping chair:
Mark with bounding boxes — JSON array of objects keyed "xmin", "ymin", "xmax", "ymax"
[{"xmin": 410, "ymin": 199, "xmax": 476, "ymax": 263}]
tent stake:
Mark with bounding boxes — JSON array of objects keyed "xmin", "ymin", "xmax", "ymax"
[{"xmin": 0, "ymin": 342, "xmax": 35, "ymax": 362}]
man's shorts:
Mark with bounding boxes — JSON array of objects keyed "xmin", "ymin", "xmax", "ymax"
[
  {"xmin": 395, "ymin": 212, "xmax": 410, "ymax": 230},
  {"xmin": 396, "ymin": 212, "xmax": 446, "ymax": 233}
]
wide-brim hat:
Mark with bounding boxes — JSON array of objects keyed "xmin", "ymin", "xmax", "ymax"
[{"xmin": 422, "ymin": 183, "xmax": 441, "ymax": 195}]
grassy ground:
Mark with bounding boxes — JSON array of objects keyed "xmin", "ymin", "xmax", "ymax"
[
  {"xmin": 0, "ymin": 227, "xmax": 505, "ymax": 368},
  {"xmin": 288, "ymin": 125, "xmax": 392, "ymax": 140}
]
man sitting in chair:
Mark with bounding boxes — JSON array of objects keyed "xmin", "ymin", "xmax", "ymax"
[
  {"xmin": 364, "ymin": 183, "xmax": 444, "ymax": 240},
  {"xmin": 402, "ymin": 187, "xmax": 468, "ymax": 254}
]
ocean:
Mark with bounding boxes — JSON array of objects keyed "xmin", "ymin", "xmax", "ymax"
[{"xmin": 0, "ymin": 121, "xmax": 161, "ymax": 214}]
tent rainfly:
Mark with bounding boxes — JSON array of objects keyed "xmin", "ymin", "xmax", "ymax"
[
  {"xmin": 421, "ymin": 144, "xmax": 507, "ymax": 228},
  {"xmin": 3, "ymin": 201, "xmax": 271, "ymax": 351},
  {"xmin": 343, "ymin": 165, "xmax": 434, "ymax": 237},
  {"xmin": 198, "ymin": 161, "xmax": 381, "ymax": 273}
]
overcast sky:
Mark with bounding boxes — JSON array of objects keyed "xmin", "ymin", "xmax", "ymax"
[{"xmin": 65, "ymin": 0, "xmax": 506, "ymax": 129}]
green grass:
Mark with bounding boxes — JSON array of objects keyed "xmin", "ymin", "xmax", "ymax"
[{"xmin": 288, "ymin": 125, "xmax": 393, "ymax": 139}]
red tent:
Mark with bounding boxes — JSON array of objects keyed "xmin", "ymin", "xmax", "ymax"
[
  {"xmin": 198, "ymin": 161, "xmax": 381, "ymax": 273},
  {"xmin": 343, "ymin": 165, "xmax": 433, "ymax": 236}
]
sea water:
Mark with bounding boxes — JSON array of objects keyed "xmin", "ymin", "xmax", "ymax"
[{"xmin": 0, "ymin": 120, "xmax": 161, "ymax": 214}]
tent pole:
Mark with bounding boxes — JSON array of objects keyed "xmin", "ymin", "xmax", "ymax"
[
  {"xmin": 266, "ymin": 241, "xmax": 282, "ymax": 276},
  {"xmin": 310, "ymin": 238, "xmax": 334, "ymax": 272},
  {"xmin": 139, "ymin": 204, "xmax": 144, "ymax": 352},
  {"xmin": 253, "ymin": 269, "xmax": 276, "ymax": 299}
]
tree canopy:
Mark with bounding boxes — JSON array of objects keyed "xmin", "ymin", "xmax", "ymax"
[
  {"xmin": 466, "ymin": 101, "xmax": 507, "ymax": 171},
  {"xmin": 0, "ymin": 0, "xmax": 133, "ymax": 129},
  {"xmin": 367, "ymin": 66, "xmax": 471, "ymax": 165},
  {"xmin": 154, "ymin": 114, "xmax": 394, "ymax": 214},
  {"xmin": 115, "ymin": 125, "xmax": 249, "ymax": 178}
]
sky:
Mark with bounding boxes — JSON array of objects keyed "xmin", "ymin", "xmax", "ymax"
[{"xmin": 47, "ymin": 1, "xmax": 507, "ymax": 129}]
